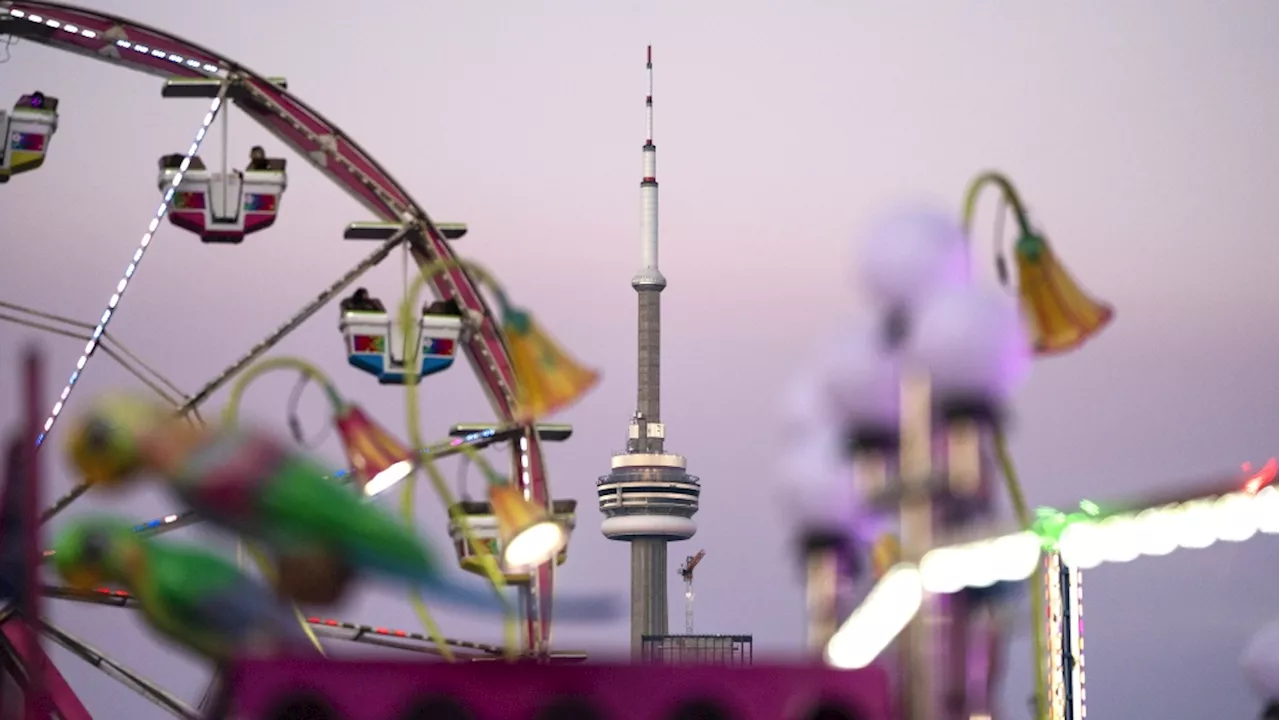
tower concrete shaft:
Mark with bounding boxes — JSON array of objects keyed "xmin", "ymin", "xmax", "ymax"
[
  {"xmin": 635, "ymin": 288, "xmax": 663, "ymax": 454},
  {"xmin": 598, "ymin": 45, "xmax": 699, "ymax": 660},
  {"xmin": 631, "ymin": 538, "xmax": 668, "ymax": 652}
]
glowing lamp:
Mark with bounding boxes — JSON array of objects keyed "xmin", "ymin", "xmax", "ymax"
[
  {"xmin": 1013, "ymin": 234, "xmax": 1114, "ymax": 355},
  {"xmin": 502, "ymin": 308, "xmax": 600, "ymax": 423},
  {"xmin": 813, "ymin": 320, "xmax": 902, "ymax": 499},
  {"xmin": 488, "ymin": 484, "xmax": 569, "ymax": 571},
  {"xmin": 911, "ymin": 283, "xmax": 1030, "ymax": 496},
  {"xmin": 854, "ymin": 206, "xmax": 970, "ymax": 309},
  {"xmin": 910, "ymin": 283, "xmax": 1031, "ymax": 411},
  {"xmin": 333, "ymin": 405, "xmax": 415, "ymax": 497}
]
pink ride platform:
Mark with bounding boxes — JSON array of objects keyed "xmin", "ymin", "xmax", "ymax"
[{"xmin": 219, "ymin": 659, "xmax": 894, "ymax": 720}]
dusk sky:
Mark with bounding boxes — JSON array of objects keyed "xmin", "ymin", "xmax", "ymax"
[{"xmin": 0, "ymin": 0, "xmax": 1276, "ymax": 718}]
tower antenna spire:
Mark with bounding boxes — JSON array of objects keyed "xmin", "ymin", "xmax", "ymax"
[{"xmin": 646, "ymin": 45, "xmax": 654, "ymax": 145}]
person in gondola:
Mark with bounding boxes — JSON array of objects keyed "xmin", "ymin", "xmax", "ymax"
[
  {"xmin": 423, "ymin": 299, "xmax": 462, "ymax": 317},
  {"xmin": 340, "ymin": 288, "xmax": 384, "ymax": 313},
  {"xmin": 247, "ymin": 146, "xmax": 270, "ymax": 171}
]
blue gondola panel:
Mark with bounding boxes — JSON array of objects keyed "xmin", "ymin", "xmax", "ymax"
[{"xmin": 340, "ymin": 310, "xmax": 463, "ymax": 385}]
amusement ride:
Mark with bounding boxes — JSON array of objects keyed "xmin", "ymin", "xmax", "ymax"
[
  {"xmin": 0, "ymin": 0, "xmax": 615, "ymax": 716},
  {"xmin": 0, "ymin": 2, "xmax": 1276, "ymax": 719}
]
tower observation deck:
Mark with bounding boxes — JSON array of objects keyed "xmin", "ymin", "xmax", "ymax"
[{"xmin": 598, "ymin": 46, "xmax": 701, "ymax": 657}]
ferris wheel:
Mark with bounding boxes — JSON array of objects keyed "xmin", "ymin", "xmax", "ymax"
[{"xmin": 0, "ymin": 2, "xmax": 592, "ymax": 716}]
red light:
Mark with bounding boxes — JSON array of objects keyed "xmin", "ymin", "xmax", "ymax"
[{"xmin": 1243, "ymin": 458, "xmax": 1277, "ymax": 495}]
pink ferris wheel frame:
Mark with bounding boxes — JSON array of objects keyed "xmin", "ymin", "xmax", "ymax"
[{"xmin": 1, "ymin": 0, "xmax": 562, "ymax": 713}]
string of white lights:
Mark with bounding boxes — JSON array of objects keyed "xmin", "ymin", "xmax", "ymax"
[{"xmin": 35, "ymin": 84, "xmax": 229, "ymax": 447}]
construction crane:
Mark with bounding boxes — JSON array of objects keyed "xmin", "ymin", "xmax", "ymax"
[{"xmin": 677, "ymin": 550, "xmax": 706, "ymax": 635}]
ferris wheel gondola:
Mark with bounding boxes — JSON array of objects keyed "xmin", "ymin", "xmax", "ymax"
[
  {"xmin": 0, "ymin": 91, "xmax": 58, "ymax": 183},
  {"xmin": 339, "ymin": 287, "xmax": 463, "ymax": 385},
  {"xmin": 157, "ymin": 145, "xmax": 287, "ymax": 243}
]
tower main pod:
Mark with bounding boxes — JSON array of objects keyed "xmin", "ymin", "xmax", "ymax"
[{"xmin": 598, "ymin": 46, "xmax": 701, "ymax": 657}]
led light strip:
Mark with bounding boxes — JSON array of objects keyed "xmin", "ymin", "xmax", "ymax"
[
  {"xmin": 36, "ymin": 88, "xmax": 228, "ymax": 447},
  {"xmin": 1, "ymin": 7, "xmax": 223, "ymax": 75},
  {"xmin": 1069, "ymin": 562, "xmax": 1085, "ymax": 719},
  {"xmin": 1045, "ymin": 553, "xmax": 1067, "ymax": 720}
]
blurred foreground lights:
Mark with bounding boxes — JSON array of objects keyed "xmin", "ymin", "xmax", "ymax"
[
  {"xmin": 334, "ymin": 404, "xmax": 416, "ymax": 497},
  {"xmin": 490, "ymin": 484, "xmax": 569, "ymax": 570},
  {"xmin": 825, "ymin": 564, "xmax": 923, "ymax": 670},
  {"xmin": 1058, "ymin": 487, "xmax": 1278, "ymax": 570},
  {"xmin": 919, "ymin": 531, "xmax": 1041, "ymax": 594},
  {"xmin": 362, "ymin": 459, "xmax": 415, "ymax": 498}
]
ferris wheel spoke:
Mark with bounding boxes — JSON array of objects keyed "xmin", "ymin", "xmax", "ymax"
[
  {"xmin": 39, "ymin": 621, "xmax": 200, "ymax": 720},
  {"xmin": 42, "ymin": 585, "xmax": 509, "ymax": 659},
  {"xmin": 177, "ymin": 226, "xmax": 412, "ymax": 416},
  {"xmin": 36, "ymin": 80, "xmax": 231, "ymax": 451},
  {"xmin": 0, "ymin": 305, "xmax": 188, "ymax": 407}
]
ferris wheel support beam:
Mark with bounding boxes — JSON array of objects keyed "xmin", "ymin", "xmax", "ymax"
[
  {"xmin": 162, "ymin": 76, "xmax": 287, "ymax": 98},
  {"xmin": 40, "ymin": 622, "xmax": 201, "ymax": 720},
  {"xmin": 6, "ymin": 0, "xmax": 563, "ymax": 655},
  {"xmin": 34, "ymin": 79, "xmax": 230, "ymax": 451},
  {"xmin": 345, "ymin": 220, "xmax": 469, "ymax": 242}
]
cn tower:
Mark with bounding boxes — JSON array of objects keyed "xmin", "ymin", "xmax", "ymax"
[{"xmin": 597, "ymin": 46, "xmax": 701, "ymax": 657}]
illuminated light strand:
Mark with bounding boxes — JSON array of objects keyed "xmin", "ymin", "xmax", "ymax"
[
  {"xmin": 825, "ymin": 564, "xmax": 923, "ymax": 670},
  {"xmin": 1057, "ymin": 485, "xmax": 1279, "ymax": 569},
  {"xmin": 919, "ymin": 530, "xmax": 1043, "ymax": 594},
  {"xmin": 918, "ymin": 486, "xmax": 1279, "ymax": 592},
  {"xmin": 1045, "ymin": 553, "xmax": 1066, "ymax": 720},
  {"xmin": 35, "ymin": 88, "xmax": 228, "ymax": 447},
  {"xmin": 0, "ymin": 7, "xmax": 223, "ymax": 74},
  {"xmin": 1069, "ymin": 561, "xmax": 1085, "ymax": 719}
]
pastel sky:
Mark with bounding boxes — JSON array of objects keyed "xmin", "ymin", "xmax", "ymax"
[{"xmin": 0, "ymin": 0, "xmax": 1275, "ymax": 718}]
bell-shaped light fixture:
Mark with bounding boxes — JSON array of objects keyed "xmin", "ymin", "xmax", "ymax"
[
  {"xmin": 855, "ymin": 206, "xmax": 971, "ymax": 310},
  {"xmin": 1013, "ymin": 234, "xmax": 1114, "ymax": 355},
  {"xmin": 962, "ymin": 170, "xmax": 1114, "ymax": 357},
  {"xmin": 489, "ymin": 484, "xmax": 569, "ymax": 570},
  {"xmin": 501, "ymin": 307, "xmax": 600, "ymax": 423},
  {"xmin": 333, "ymin": 404, "xmax": 415, "ymax": 497}
]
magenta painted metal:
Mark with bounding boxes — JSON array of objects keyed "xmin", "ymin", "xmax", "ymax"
[
  {"xmin": 0, "ymin": 621, "xmax": 91, "ymax": 720},
  {"xmin": 5, "ymin": 0, "xmax": 558, "ymax": 654},
  {"xmin": 0, "ymin": 347, "xmax": 92, "ymax": 720},
  {"xmin": 222, "ymin": 658, "xmax": 895, "ymax": 720}
]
